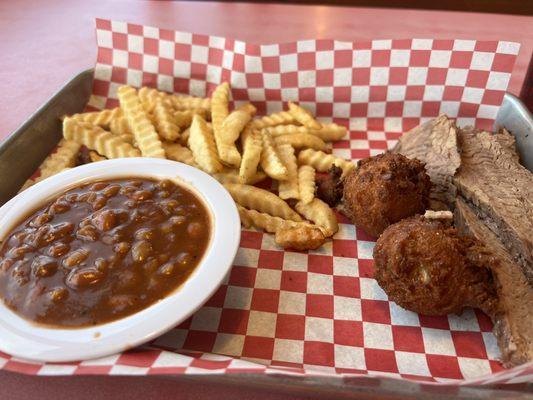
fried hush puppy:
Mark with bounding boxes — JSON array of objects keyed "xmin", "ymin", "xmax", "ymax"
[
  {"xmin": 342, "ymin": 152, "xmax": 431, "ymax": 238},
  {"xmin": 373, "ymin": 216, "xmax": 498, "ymax": 316}
]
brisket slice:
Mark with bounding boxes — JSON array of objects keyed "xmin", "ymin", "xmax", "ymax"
[
  {"xmin": 454, "ymin": 127, "xmax": 533, "ymax": 284},
  {"xmin": 393, "ymin": 114, "xmax": 461, "ymax": 210},
  {"xmin": 455, "ymin": 198, "xmax": 533, "ymax": 367},
  {"xmin": 493, "ymin": 128, "xmax": 520, "ymax": 163}
]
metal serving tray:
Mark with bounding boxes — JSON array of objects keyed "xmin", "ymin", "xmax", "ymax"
[{"xmin": 0, "ymin": 69, "xmax": 532, "ymax": 399}]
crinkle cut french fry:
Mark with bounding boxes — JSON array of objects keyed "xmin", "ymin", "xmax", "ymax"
[
  {"xmin": 211, "ymin": 82, "xmax": 238, "ymax": 165},
  {"xmin": 224, "ymin": 183, "xmax": 302, "ymax": 222},
  {"xmin": 214, "ymin": 168, "xmax": 266, "ymax": 185},
  {"xmin": 117, "ymin": 85, "xmax": 165, "ymax": 158},
  {"xmin": 210, "ymin": 82, "xmax": 230, "ymax": 137},
  {"xmin": 162, "ymin": 142, "xmax": 198, "ymax": 167},
  {"xmin": 237, "ymin": 205, "xmax": 310, "ymax": 233},
  {"xmin": 237, "ymin": 103, "xmax": 257, "ymax": 115},
  {"xmin": 297, "ymin": 148, "xmax": 355, "ymax": 177},
  {"xmin": 239, "ymin": 128, "xmax": 263, "ymax": 184},
  {"xmin": 275, "ymin": 225, "xmax": 326, "ymax": 251},
  {"xmin": 277, "ymin": 143, "xmax": 299, "ymax": 200},
  {"xmin": 174, "ymin": 109, "xmax": 208, "ymax": 129},
  {"xmin": 221, "ymin": 103, "xmax": 256, "ymax": 143},
  {"xmin": 288, "ymin": 102, "xmax": 321, "ymax": 129},
  {"xmin": 275, "ymin": 133, "xmax": 326, "ymax": 151},
  {"xmin": 265, "ymin": 123, "xmax": 347, "ymax": 141},
  {"xmin": 19, "ymin": 139, "xmax": 81, "ymax": 191},
  {"xmin": 250, "ymin": 111, "xmax": 297, "ymax": 130},
  {"xmin": 217, "ymin": 140, "xmax": 242, "ymax": 168},
  {"xmin": 264, "ymin": 124, "xmax": 312, "ymax": 137},
  {"xmin": 298, "ymin": 165, "xmax": 316, "ymax": 204},
  {"xmin": 188, "ymin": 114, "xmax": 223, "ymax": 174},
  {"xmin": 238, "ymin": 205, "xmax": 253, "ymax": 228},
  {"xmin": 138, "ymin": 87, "xmax": 171, "ymax": 113},
  {"xmin": 260, "ymin": 129, "xmax": 288, "ymax": 181},
  {"xmin": 138, "ymin": 87, "xmax": 163, "ymax": 113},
  {"xmin": 153, "ymin": 98, "xmax": 181, "ymax": 141},
  {"xmin": 295, "ymin": 198, "xmax": 339, "ymax": 237},
  {"xmin": 139, "ymin": 86, "xmax": 211, "ymax": 114},
  {"xmin": 117, "ymin": 132, "xmax": 135, "ymax": 145},
  {"xmin": 70, "ymin": 108, "xmax": 120, "ymax": 128},
  {"xmin": 109, "ymin": 113, "xmax": 134, "ymax": 141},
  {"xmin": 40, "ymin": 139, "xmax": 81, "ymax": 177},
  {"xmin": 312, "ymin": 122, "xmax": 347, "ymax": 141},
  {"xmin": 169, "ymin": 94, "xmax": 211, "ymax": 113},
  {"xmin": 63, "ymin": 118, "xmax": 141, "ymax": 159}
]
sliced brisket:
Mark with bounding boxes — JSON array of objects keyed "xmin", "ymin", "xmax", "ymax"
[
  {"xmin": 455, "ymin": 198, "xmax": 533, "ymax": 367},
  {"xmin": 454, "ymin": 127, "xmax": 533, "ymax": 284},
  {"xmin": 493, "ymin": 128, "xmax": 521, "ymax": 163}
]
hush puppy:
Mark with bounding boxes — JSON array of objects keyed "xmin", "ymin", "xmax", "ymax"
[
  {"xmin": 343, "ymin": 152, "xmax": 431, "ymax": 237},
  {"xmin": 373, "ymin": 216, "xmax": 498, "ymax": 316}
]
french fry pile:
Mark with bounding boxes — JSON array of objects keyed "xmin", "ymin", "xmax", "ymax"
[{"xmin": 22, "ymin": 83, "xmax": 356, "ymax": 250}]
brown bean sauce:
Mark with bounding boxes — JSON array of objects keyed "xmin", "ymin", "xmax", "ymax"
[{"xmin": 0, "ymin": 178, "xmax": 210, "ymax": 327}]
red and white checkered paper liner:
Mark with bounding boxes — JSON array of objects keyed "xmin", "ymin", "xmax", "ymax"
[{"xmin": 4, "ymin": 19, "xmax": 532, "ymax": 388}]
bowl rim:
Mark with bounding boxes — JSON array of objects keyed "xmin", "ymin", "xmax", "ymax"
[{"xmin": 0, "ymin": 158, "xmax": 241, "ymax": 362}]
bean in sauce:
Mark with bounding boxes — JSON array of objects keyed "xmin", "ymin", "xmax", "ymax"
[{"xmin": 0, "ymin": 178, "xmax": 211, "ymax": 327}]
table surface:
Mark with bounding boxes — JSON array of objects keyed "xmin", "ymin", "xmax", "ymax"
[{"xmin": 0, "ymin": 1, "xmax": 532, "ymax": 398}]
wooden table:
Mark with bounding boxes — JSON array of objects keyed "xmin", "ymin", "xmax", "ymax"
[{"xmin": 0, "ymin": 1, "xmax": 532, "ymax": 398}]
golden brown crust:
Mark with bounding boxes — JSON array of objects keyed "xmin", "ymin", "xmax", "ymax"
[
  {"xmin": 373, "ymin": 216, "xmax": 498, "ymax": 316},
  {"xmin": 342, "ymin": 152, "xmax": 431, "ymax": 237}
]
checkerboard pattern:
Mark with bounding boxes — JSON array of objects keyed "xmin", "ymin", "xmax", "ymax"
[{"xmin": 4, "ymin": 19, "xmax": 531, "ymax": 388}]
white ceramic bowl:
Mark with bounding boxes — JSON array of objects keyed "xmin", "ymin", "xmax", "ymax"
[{"xmin": 0, "ymin": 158, "xmax": 240, "ymax": 362}]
